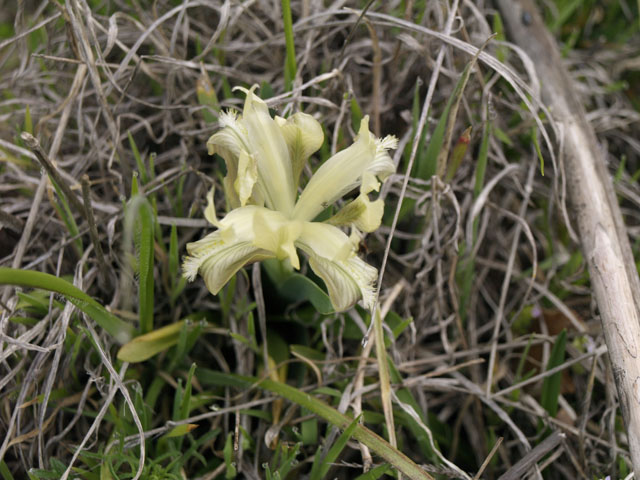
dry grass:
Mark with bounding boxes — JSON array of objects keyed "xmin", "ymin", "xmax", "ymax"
[{"xmin": 2, "ymin": 1, "xmax": 640, "ymax": 479}]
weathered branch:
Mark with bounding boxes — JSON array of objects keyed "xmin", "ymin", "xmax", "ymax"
[{"xmin": 497, "ymin": 0, "xmax": 640, "ymax": 473}]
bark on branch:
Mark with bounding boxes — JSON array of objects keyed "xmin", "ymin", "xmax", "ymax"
[{"xmin": 496, "ymin": 0, "xmax": 640, "ymax": 473}]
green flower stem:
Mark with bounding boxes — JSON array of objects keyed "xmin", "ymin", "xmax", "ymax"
[
  {"xmin": 0, "ymin": 267, "xmax": 134, "ymax": 344},
  {"xmin": 237, "ymin": 374, "xmax": 435, "ymax": 480}
]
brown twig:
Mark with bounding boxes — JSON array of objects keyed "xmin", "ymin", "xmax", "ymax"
[
  {"xmin": 497, "ymin": 432, "xmax": 566, "ymax": 480},
  {"xmin": 497, "ymin": 0, "xmax": 640, "ymax": 472},
  {"xmin": 20, "ymin": 132, "xmax": 86, "ymax": 218}
]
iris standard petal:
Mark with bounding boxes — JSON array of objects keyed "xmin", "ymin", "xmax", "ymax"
[
  {"xmin": 292, "ymin": 116, "xmax": 397, "ymax": 222},
  {"xmin": 207, "ymin": 110, "xmax": 252, "ymax": 209},
  {"xmin": 237, "ymin": 86, "xmax": 296, "ymax": 216},
  {"xmin": 275, "ymin": 112, "xmax": 324, "ymax": 188}
]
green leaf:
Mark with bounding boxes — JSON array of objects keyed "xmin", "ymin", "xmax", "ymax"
[
  {"xmin": 540, "ymin": 329, "xmax": 567, "ymax": 418},
  {"xmin": 196, "ymin": 70, "xmax": 220, "ymax": 123},
  {"xmin": 281, "ymin": 0, "xmax": 297, "ymax": 91},
  {"xmin": 162, "ymin": 423, "xmax": 198, "ymax": 439},
  {"xmin": 124, "ymin": 195, "xmax": 155, "ymax": 333},
  {"xmin": 117, "ymin": 320, "xmax": 185, "ymax": 362},
  {"xmin": 0, "ymin": 268, "xmax": 133, "ymax": 344},
  {"xmin": 224, "ymin": 432, "xmax": 237, "ymax": 479},
  {"xmin": 211, "ymin": 373, "xmax": 435, "ymax": 480},
  {"xmin": 0, "ymin": 460, "xmax": 15, "ymax": 480},
  {"xmin": 531, "ymin": 126, "xmax": 545, "ymax": 176},
  {"xmin": 49, "ymin": 175, "xmax": 83, "ymax": 256},
  {"xmin": 353, "ymin": 463, "xmax": 390, "ymax": 480},
  {"xmin": 350, "ymin": 96, "xmax": 363, "ymax": 134},
  {"xmin": 128, "ymin": 131, "xmax": 149, "ymax": 184},
  {"xmin": 262, "ymin": 259, "xmax": 333, "ymax": 314},
  {"xmin": 180, "ymin": 363, "xmax": 197, "ymax": 420},
  {"xmin": 310, "ymin": 414, "xmax": 361, "ymax": 480}
]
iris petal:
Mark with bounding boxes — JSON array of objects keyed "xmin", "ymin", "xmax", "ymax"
[
  {"xmin": 204, "ymin": 187, "xmax": 219, "ymax": 226},
  {"xmin": 307, "ymin": 253, "xmax": 377, "ymax": 312},
  {"xmin": 252, "ymin": 209, "xmax": 302, "ymax": 269},
  {"xmin": 207, "ymin": 110, "xmax": 251, "ymax": 209},
  {"xmin": 237, "ymin": 86, "xmax": 296, "ymax": 215},
  {"xmin": 276, "ymin": 112, "xmax": 324, "ymax": 188},
  {"xmin": 235, "ymin": 151, "xmax": 258, "ymax": 206},
  {"xmin": 326, "ymin": 195, "xmax": 384, "ymax": 232},
  {"xmin": 183, "ymin": 232, "xmax": 273, "ymax": 294},
  {"xmin": 292, "ymin": 117, "xmax": 397, "ymax": 222},
  {"xmin": 295, "ymin": 221, "xmax": 376, "ymax": 311}
]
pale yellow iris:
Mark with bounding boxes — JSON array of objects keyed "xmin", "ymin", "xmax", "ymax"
[{"xmin": 183, "ymin": 86, "xmax": 397, "ymax": 312}]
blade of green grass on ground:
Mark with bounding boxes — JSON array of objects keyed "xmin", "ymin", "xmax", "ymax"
[
  {"xmin": 0, "ymin": 267, "xmax": 133, "ymax": 344},
  {"xmin": 281, "ymin": 0, "xmax": 297, "ymax": 90},
  {"xmin": 540, "ymin": 329, "xmax": 567, "ymax": 419},
  {"xmin": 310, "ymin": 414, "xmax": 360, "ymax": 480},
  {"xmin": 124, "ymin": 195, "xmax": 155, "ymax": 334},
  {"xmin": 205, "ymin": 372, "xmax": 435, "ymax": 480}
]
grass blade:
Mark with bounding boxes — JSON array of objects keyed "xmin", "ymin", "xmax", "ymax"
[
  {"xmin": 310, "ymin": 414, "xmax": 361, "ymax": 480},
  {"xmin": 373, "ymin": 307, "xmax": 397, "ymax": 448},
  {"xmin": 124, "ymin": 195, "xmax": 155, "ymax": 334},
  {"xmin": 540, "ymin": 329, "xmax": 567, "ymax": 418},
  {"xmin": 281, "ymin": 0, "xmax": 297, "ymax": 90},
  {"xmin": 203, "ymin": 372, "xmax": 436, "ymax": 480},
  {"xmin": 117, "ymin": 320, "xmax": 185, "ymax": 362},
  {"xmin": 0, "ymin": 268, "xmax": 133, "ymax": 344}
]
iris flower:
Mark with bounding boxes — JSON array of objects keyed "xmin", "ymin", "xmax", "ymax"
[{"xmin": 183, "ymin": 86, "xmax": 397, "ymax": 312}]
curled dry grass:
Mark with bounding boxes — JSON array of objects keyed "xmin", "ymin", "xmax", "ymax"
[{"xmin": 1, "ymin": 1, "xmax": 640, "ymax": 478}]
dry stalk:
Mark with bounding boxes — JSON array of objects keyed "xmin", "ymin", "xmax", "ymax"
[{"xmin": 497, "ymin": 0, "xmax": 640, "ymax": 473}]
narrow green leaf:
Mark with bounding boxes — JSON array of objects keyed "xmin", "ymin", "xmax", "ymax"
[
  {"xmin": 262, "ymin": 259, "xmax": 333, "ymax": 314},
  {"xmin": 128, "ymin": 131, "xmax": 148, "ymax": 184},
  {"xmin": 531, "ymin": 126, "xmax": 545, "ymax": 176},
  {"xmin": 224, "ymin": 432, "xmax": 237, "ymax": 479},
  {"xmin": 24, "ymin": 105, "xmax": 33, "ymax": 135},
  {"xmin": 373, "ymin": 308, "xmax": 396, "ymax": 448},
  {"xmin": 434, "ymin": 42, "xmax": 487, "ymax": 180},
  {"xmin": 0, "ymin": 268, "xmax": 133, "ymax": 344},
  {"xmin": 130, "ymin": 171, "xmax": 139, "ymax": 196},
  {"xmin": 180, "ymin": 363, "xmax": 197, "ymax": 420},
  {"xmin": 302, "ymin": 413, "xmax": 318, "ymax": 445},
  {"xmin": 492, "ymin": 13, "xmax": 507, "ymax": 63},
  {"xmin": 212, "ymin": 373, "xmax": 435, "ymax": 480},
  {"xmin": 445, "ymin": 126, "xmax": 471, "ymax": 182},
  {"xmin": 353, "ymin": 463, "xmax": 390, "ymax": 480},
  {"xmin": 169, "ymin": 224, "xmax": 179, "ymax": 281},
  {"xmin": 540, "ymin": 329, "xmax": 567, "ymax": 417},
  {"xmin": 162, "ymin": 423, "xmax": 198, "ymax": 439},
  {"xmin": 49, "ymin": 176, "xmax": 83, "ymax": 256},
  {"xmin": 350, "ymin": 96, "xmax": 363, "ymax": 134},
  {"xmin": 197, "ymin": 70, "xmax": 220, "ymax": 123},
  {"xmin": 0, "ymin": 459, "xmax": 15, "ymax": 480},
  {"xmin": 281, "ymin": 0, "xmax": 297, "ymax": 90},
  {"xmin": 310, "ymin": 414, "xmax": 361, "ymax": 480},
  {"xmin": 117, "ymin": 320, "xmax": 185, "ymax": 362},
  {"xmin": 124, "ymin": 195, "xmax": 155, "ymax": 333}
]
